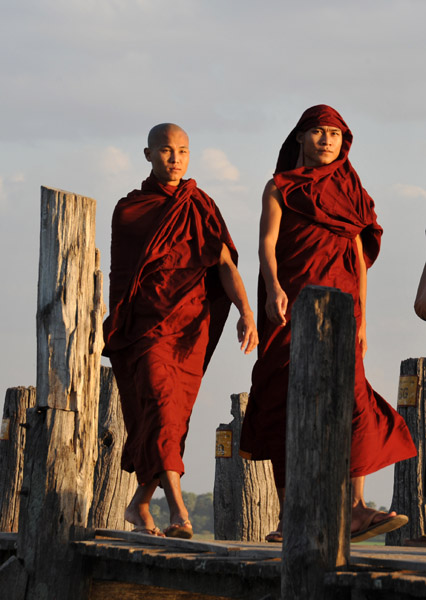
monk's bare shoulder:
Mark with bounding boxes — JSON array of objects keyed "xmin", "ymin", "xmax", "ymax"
[
  {"xmin": 262, "ymin": 178, "xmax": 282, "ymax": 209},
  {"xmin": 263, "ymin": 178, "xmax": 278, "ymax": 195}
]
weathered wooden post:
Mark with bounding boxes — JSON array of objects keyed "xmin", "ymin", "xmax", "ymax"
[
  {"xmin": 89, "ymin": 366, "xmax": 137, "ymax": 531},
  {"xmin": 281, "ymin": 285, "xmax": 355, "ymax": 600},
  {"xmin": 386, "ymin": 357, "xmax": 426, "ymax": 546},
  {"xmin": 0, "ymin": 370, "xmax": 136, "ymax": 538},
  {"xmin": 214, "ymin": 393, "xmax": 279, "ymax": 541},
  {"xmin": 11, "ymin": 186, "xmax": 104, "ymax": 599},
  {"xmin": 0, "ymin": 387, "xmax": 36, "ymax": 532}
]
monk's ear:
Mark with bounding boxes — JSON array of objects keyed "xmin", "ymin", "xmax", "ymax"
[
  {"xmin": 296, "ymin": 131, "xmax": 304, "ymax": 145},
  {"xmin": 144, "ymin": 147, "xmax": 151, "ymax": 163}
]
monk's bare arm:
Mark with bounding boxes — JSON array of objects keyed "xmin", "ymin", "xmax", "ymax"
[
  {"xmin": 259, "ymin": 179, "xmax": 288, "ymax": 325},
  {"xmin": 217, "ymin": 244, "xmax": 259, "ymax": 354},
  {"xmin": 355, "ymin": 234, "xmax": 368, "ymax": 358}
]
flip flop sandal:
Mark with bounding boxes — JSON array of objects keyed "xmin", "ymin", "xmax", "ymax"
[
  {"xmin": 164, "ymin": 520, "xmax": 193, "ymax": 539},
  {"xmin": 265, "ymin": 530, "xmax": 283, "ymax": 543},
  {"xmin": 132, "ymin": 526, "xmax": 165, "ymax": 537},
  {"xmin": 351, "ymin": 511, "xmax": 408, "ymax": 543}
]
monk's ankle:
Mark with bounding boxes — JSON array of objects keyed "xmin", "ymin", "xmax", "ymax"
[{"xmin": 169, "ymin": 511, "xmax": 189, "ymax": 525}]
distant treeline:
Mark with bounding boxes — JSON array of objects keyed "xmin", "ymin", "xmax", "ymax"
[
  {"xmin": 366, "ymin": 501, "xmax": 388, "ymax": 512},
  {"xmin": 150, "ymin": 495, "xmax": 385, "ymax": 538},
  {"xmin": 151, "ymin": 492, "xmax": 214, "ymax": 535}
]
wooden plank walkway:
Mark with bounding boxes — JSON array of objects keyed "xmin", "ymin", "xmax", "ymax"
[
  {"xmin": 77, "ymin": 530, "xmax": 281, "ymax": 599},
  {"xmin": 3, "ymin": 530, "xmax": 426, "ymax": 599}
]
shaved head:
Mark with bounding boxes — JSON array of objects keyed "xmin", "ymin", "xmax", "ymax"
[
  {"xmin": 144, "ymin": 123, "xmax": 190, "ymax": 186},
  {"xmin": 147, "ymin": 123, "xmax": 189, "ymax": 149}
]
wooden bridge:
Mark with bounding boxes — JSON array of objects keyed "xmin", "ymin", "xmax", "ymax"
[
  {"xmin": 1, "ymin": 186, "xmax": 426, "ymax": 599},
  {"xmin": 3, "ymin": 528, "xmax": 426, "ymax": 599}
]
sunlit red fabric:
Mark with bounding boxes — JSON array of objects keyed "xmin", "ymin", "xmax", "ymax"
[
  {"xmin": 240, "ymin": 105, "xmax": 416, "ymax": 485},
  {"xmin": 103, "ymin": 173, "xmax": 236, "ymax": 483}
]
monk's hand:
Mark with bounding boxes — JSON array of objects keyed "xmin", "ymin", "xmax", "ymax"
[
  {"xmin": 237, "ymin": 312, "xmax": 259, "ymax": 354},
  {"xmin": 265, "ymin": 287, "xmax": 288, "ymax": 326},
  {"xmin": 358, "ymin": 320, "xmax": 368, "ymax": 359}
]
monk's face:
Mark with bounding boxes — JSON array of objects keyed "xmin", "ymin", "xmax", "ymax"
[
  {"xmin": 296, "ymin": 126, "xmax": 342, "ymax": 167},
  {"xmin": 144, "ymin": 126, "xmax": 190, "ymax": 186}
]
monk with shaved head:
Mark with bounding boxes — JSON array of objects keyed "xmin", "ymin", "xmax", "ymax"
[
  {"xmin": 240, "ymin": 105, "xmax": 416, "ymax": 544},
  {"xmin": 103, "ymin": 123, "xmax": 258, "ymax": 538}
]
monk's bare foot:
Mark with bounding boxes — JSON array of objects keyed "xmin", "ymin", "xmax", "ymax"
[
  {"xmin": 124, "ymin": 503, "xmax": 155, "ymax": 530},
  {"xmin": 162, "ymin": 506, "xmax": 192, "ymax": 539},
  {"xmin": 124, "ymin": 482, "xmax": 158, "ymax": 531},
  {"xmin": 351, "ymin": 504, "xmax": 397, "ymax": 534},
  {"xmin": 164, "ymin": 520, "xmax": 193, "ymax": 539},
  {"xmin": 351, "ymin": 503, "xmax": 408, "ymax": 543},
  {"xmin": 168, "ymin": 509, "xmax": 190, "ymax": 528}
]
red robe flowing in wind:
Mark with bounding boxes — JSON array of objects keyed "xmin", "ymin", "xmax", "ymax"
[
  {"xmin": 239, "ymin": 105, "xmax": 416, "ymax": 487},
  {"xmin": 103, "ymin": 173, "xmax": 237, "ymax": 484}
]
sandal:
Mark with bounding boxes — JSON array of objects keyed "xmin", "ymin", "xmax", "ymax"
[
  {"xmin": 132, "ymin": 526, "xmax": 165, "ymax": 537},
  {"xmin": 265, "ymin": 530, "xmax": 283, "ymax": 543},
  {"xmin": 351, "ymin": 511, "xmax": 408, "ymax": 543},
  {"xmin": 164, "ymin": 520, "xmax": 193, "ymax": 539}
]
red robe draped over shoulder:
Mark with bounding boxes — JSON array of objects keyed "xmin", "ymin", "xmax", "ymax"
[
  {"xmin": 239, "ymin": 105, "xmax": 416, "ymax": 487},
  {"xmin": 103, "ymin": 173, "xmax": 236, "ymax": 484}
]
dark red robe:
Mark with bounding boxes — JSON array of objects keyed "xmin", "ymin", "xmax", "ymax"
[
  {"xmin": 103, "ymin": 173, "xmax": 237, "ymax": 484},
  {"xmin": 239, "ymin": 105, "xmax": 416, "ymax": 487}
]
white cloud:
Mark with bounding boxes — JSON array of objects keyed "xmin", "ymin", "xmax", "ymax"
[
  {"xmin": 99, "ymin": 146, "xmax": 132, "ymax": 177},
  {"xmin": 10, "ymin": 173, "xmax": 25, "ymax": 183},
  {"xmin": 392, "ymin": 184, "xmax": 426, "ymax": 199},
  {"xmin": 2, "ymin": 0, "xmax": 426, "ymax": 144},
  {"xmin": 200, "ymin": 148, "xmax": 240, "ymax": 183},
  {"xmin": 0, "ymin": 173, "xmax": 27, "ymax": 212}
]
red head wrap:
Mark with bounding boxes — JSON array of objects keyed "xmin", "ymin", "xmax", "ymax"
[
  {"xmin": 273, "ymin": 104, "xmax": 382, "ymax": 268},
  {"xmin": 275, "ymin": 104, "xmax": 353, "ymax": 173}
]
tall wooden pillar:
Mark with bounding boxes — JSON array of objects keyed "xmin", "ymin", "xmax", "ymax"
[
  {"xmin": 89, "ymin": 366, "xmax": 137, "ymax": 531},
  {"xmin": 0, "ymin": 387, "xmax": 36, "ymax": 532},
  {"xmin": 16, "ymin": 186, "xmax": 104, "ymax": 599},
  {"xmin": 281, "ymin": 285, "xmax": 355, "ymax": 600},
  {"xmin": 386, "ymin": 357, "xmax": 426, "ymax": 545},
  {"xmin": 214, "ymin": 393, "xmax": 279, "ymax": 541}
]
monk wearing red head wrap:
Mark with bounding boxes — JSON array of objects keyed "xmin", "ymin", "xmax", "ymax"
[
  {"xmin": 239, "ymin": 105, "xmax": 416, "ymax": 543},
  {"xmin": 103, "ymin": 123, "xmax": 258, "ymax": 538}
]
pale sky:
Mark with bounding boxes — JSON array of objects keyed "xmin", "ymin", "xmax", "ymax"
[{"xmin": 1, "ymin": 0, "xmax": 426, "ymax": 509}]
